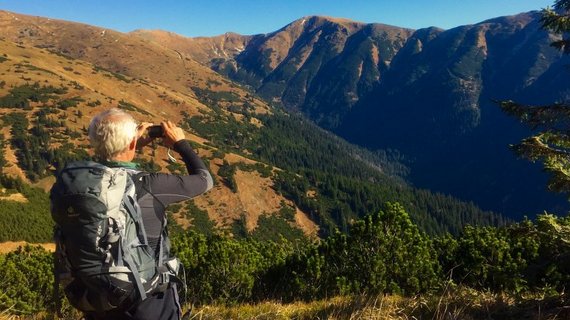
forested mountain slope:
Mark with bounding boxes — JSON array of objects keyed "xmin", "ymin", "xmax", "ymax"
[
  {"xmin": 135, "ymin": 12, "xmax": 570, "ymax": 218},
  {"xmin": 0, "ymin": 11, "xmax": 506, "ymax": 244}
]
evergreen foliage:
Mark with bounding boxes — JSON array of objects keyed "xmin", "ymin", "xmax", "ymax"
[
  {"xmin": 541, "ymin": 0, "xmax": 570, "ymax": 53},
  {"xmin": 56, "ymin": 96, "xmax": 83, "ymax": 110},
  {"xmin": 134, "ymin": 157, "xmax": 162, "ymax": 173},
  {"xmin": 2, "ymin": 110, "xmax": 89, "ymax": 181},
  {"xmin": 171, "ymin": 231, "xmax": 291, "ymax": 305},
  {"xmin": 3, "ymin": 204, "xmax": 569, "ymax": 316},
  {"xmin": 0, "ymin": 133, "xmax": 7, "ymax": 172},
  {"xmin": 0, "ymin": 175, "xmax": 53, "ymax": 242},
  {"xmin": 274, "ymin": 167, "xmax": 507, "ymax": 236},
  {"xmin": 276, "ymin": 203, "xmax": 440, "ymax": 300},
  {"xmin": 118, "ymin": 99, "xmax": 152, "ymax": 116},
  {"xmin": 499, "ymin": 0, "xmax": 570, "ymax": 194},
  {"xmin": 436, "ymin": 214, "xmax": 570, "ymax": 293},
  {"xmin": 217, "ymin": 160, "xmax": 238, "ymax": 193},
  {"xmin": 0, "ymin": 82, "xmax": 66, "ymax": 109},
  {"xmin": 0, "ymin": 245, "xmax": 54, "ymax": 315},
  {"xmin": 256, "ymin": 206, "xmax": 304, "ymax": 241},
  {"xmin": 182, "ymin": 201, "xmax": 217, "ymax": 235},
  {"xmin": 251, "ymin": 214, "xmax": 305, "ymax": 242},
  {"xmin": 184, "ymin": 106, "xmax": 505, "ymax": 235}
]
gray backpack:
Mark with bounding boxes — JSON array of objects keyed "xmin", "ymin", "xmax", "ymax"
[{"xmin": 50, "ymin": 161, "xmax": 180, "ymax": 313}]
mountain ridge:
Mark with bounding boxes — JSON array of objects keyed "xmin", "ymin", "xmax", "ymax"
[
  {"xmin": 0, "ymin": 10, "xmax": 507, "ymax": 239},
  {"xmin": 133, "ymin": 10, "xmax": 570, "ymax": 218}
]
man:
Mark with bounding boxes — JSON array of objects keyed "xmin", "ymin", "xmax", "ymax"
[{"xmin": 84, "ymin": 108, "xmax": 213, "ymax": 319}]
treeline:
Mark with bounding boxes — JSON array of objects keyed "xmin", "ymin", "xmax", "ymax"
[
  {"xmin": 1, "ymin": 203, "xmax": 568, "ymax": 316},
  {"xmin": 274, "ymin": 169, "xmax": 507, "ymax": 236},
  {"xmin": 0, "ymin": 82, "xmax": 67, "ymax": 110},
  {"xmin": 0, "ymin": 81, "xmax": 506, "ymax": 236},
  {"xmin": 185, "ymin": 106, "xmax": 507, "ymax": 235}
]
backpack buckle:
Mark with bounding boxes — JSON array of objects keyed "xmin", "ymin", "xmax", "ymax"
[
  {"xmin": 165, "ymin": 257, "xmax": 181, "ymax": 275},
  {"xmin": 160, "ymin": 271, "xmax": 170, "ymax": 284}
]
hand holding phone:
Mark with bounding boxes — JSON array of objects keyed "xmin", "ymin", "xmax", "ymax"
[{"xmin": 147, "ymin": 125, "xmax": 164, "ymax": 138}]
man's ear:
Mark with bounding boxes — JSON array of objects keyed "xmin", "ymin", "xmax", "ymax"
[{"xmin": 129, "ymin": 137, "xmax": 137, "ymax": 151}]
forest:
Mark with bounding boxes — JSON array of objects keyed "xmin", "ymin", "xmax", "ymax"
[{"xmin": 184, "ymin": 100, "xmax": 507, "ymax": 236}]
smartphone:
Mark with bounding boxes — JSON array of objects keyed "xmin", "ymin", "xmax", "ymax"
[{"xmin": 147, "ymin": 125, "xmax": 164, "ymax": 138}]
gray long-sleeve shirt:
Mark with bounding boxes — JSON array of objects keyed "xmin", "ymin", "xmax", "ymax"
[{"xmin": 126, "ymin": 140, "xmax": 213, "ymax": 256}]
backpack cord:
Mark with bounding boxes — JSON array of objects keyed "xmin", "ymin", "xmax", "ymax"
[{"xmin": 167, "ymin": 148, "xmax": 177, "ymax": 163}]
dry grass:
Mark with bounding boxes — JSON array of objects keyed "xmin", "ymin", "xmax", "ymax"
[
  {"xmin": 0, "ymin": 242, "xmax": 55, "ymax": 254},
  {"xmin": 183, "ymin": 289, "xmax": 570, "ymax": 320},
  {"xmin": 0, "ymin": 27, "xmax": 303, "ymax": 234},
  {"xmin": 0, "ymin": 193, "xmax": 27, "ymax": 203},
  {"xmin": 1, "ymin": 288, "xmax": 569, "ymax": 319}
]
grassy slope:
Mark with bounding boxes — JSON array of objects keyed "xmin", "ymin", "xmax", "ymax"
[
  {"xmin": 0, "ymin": 38, "xmax": 317, "ymax": 238},
  {"xmin": 186, "ymin": 289, "xmax": 569, "ymax": 320},
  {"xmin": 3, "ymin": 289, "xmax": 565, "ymax": 320}
]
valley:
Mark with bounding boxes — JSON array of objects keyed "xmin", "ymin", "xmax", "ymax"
[{"xmin": 134, "ymin": 12, "xmax": 570, "ymax": 219}]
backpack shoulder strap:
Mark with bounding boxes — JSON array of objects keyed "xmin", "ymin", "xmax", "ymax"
[
  {"xmin": 124, "ymin": 170, "xmax": 179, "ymax": 291},
  {"xmin": 128, "ymin": 171, "xmax": 169, "ymax": 264},
  {"xmin": 120, "ymin": 170, "xmax": 157, "ymax": 301},
  {"xmin": 122, "ymin": 187, "xmax": 149, "ymax": 246}
]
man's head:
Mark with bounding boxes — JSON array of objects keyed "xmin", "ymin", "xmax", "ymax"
[{"xmin": 88, "ymin": 108, "xmax": 138, "ymax": 161}]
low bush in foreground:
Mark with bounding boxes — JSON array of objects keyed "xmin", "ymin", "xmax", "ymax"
[{"xmin": 1, "ymin": 203, "xmax": 569, "ymax": 318}]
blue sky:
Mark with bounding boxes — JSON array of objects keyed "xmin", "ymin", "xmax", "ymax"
[{"xmin": 0, "ymin": 0, "xmax": 555, "ymax": 37}]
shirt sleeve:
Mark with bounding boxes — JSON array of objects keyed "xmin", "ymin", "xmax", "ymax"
[{"xmin": 145, "ymin": 140, "xmax": 214, "ymax": 207}]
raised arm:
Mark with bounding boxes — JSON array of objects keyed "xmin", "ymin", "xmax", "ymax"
[{"xmin": 143, "ymin": 119, "xmax": 213, "ymax": 206}]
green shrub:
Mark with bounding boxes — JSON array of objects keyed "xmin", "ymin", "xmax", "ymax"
[
  {"xmin": 0, "ymin": 245, "xmax": 54, "ymax": 315},
  {"xmin": 0, "ymin": 175, "xmax": 53, "ymax": 242},
  {"xmin": 184, "ymin": 201, "xmax": 216, "ymax": 235},
  {"xmin": 436, "ymin": 214, "xmax": 570, "ymax": 293},
  {"xmin": 279, "ymin": 203, "xmax": 441, "ymax": 300},
  {"xmin": 218, "ymin": 160, "xmax": 238, "ymax": 193},
  {"xmin": 172, "ymin": 231, "xmax": 291, "ymax": 305},
  {"xmin": 0, "ymin": 83, "xmax": 67, "ymax": 109}
]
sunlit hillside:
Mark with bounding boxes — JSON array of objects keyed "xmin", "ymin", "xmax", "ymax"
[
  {"xmin": 0, "ymin": 6, "xmax": 570, "ymax": 319},
  {"xmin": 0, "ymin": 36, "xmax": 319, "ymax": 239},
  {"xmin": 0, "ymin": 10, "xmax": 506, "ymax": 242}
]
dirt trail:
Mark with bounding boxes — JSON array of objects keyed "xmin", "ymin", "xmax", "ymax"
[{"xmin": 0, "ymin": 241, "xmax": 55, "ymax": 253}]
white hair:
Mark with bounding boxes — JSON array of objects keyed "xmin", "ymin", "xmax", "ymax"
[{"xmin": 88, "ymin": 108, "xmax": 138, "ymax": 161}]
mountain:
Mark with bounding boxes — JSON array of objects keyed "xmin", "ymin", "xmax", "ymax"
[
  {"xmin": 340, "ymin": 12, "xmax": 570, "ymax": 218},
  {"xmin": 134, "ymin": 16, "xmax": 414, "ymax": 124},
  {"xmin": 0, "ymin": 10, "xmax": 507, "ymax": 244},
  {"xmin": 134, "ymin": 12, "xmax": 570, "ymax": 219},
  {"xmin": 130, "ymin": 29, "xmax": 252, "ymax": 66}
]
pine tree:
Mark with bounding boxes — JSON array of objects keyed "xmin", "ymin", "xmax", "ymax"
[
  {"xmin": 542, "ymin": 0, "xmax": 570, "ymax": 53},
  {"xmin": 499, "ymin": 0, "xmax": 570, "ymax": 194}
]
